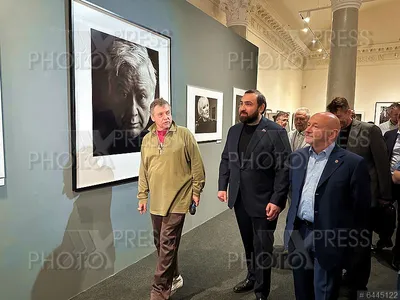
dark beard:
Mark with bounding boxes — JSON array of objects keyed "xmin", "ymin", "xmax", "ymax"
[{"xmin": 239, "ymin": 111, "xmax": 259, "ymax": 124}]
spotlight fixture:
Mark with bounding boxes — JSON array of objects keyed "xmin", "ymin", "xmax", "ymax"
[
  {"xmin": 299, "ymin": 11, "xmax": 330, "ymax": 59},
  {"xmin": 304, "ymin": 11, "xmax": 310, "ymax": 23}
]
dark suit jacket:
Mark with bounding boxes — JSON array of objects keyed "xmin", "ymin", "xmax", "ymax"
[
  {"xmin": 384, "ymin": 128, "xmax": 400, "ymax": 200},
  {"xmin": 345, "ymin": 119, "xmax": 392, "ymax": 206},
  {"xmin": 218, "ymin": 117, "xmax": 291, "ymax": 217},
  {"xmin": 285, "ymin": 145, "xmax": 371, "ymax": 270}
]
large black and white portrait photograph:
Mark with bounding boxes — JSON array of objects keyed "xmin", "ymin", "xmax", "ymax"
[
  {"xmin": 374, "ymin": 102, "xmax": 392, "ymax": 125},
  {"xmin": 187, "ymin": 86, "xmax": 223, "ymax": 142},
  {"xmin": 70, "ymin": 0, "xmax": 171, "ymax": 191},
  {"xmin": 232, "ymin": 87, "xmax": 246, "ymax": 125},
  {"xmin": 91, "ymin": 28, "xmax": 159, "ymax": 156}
]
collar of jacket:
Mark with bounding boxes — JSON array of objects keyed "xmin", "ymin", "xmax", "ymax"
[
  {"xmin": 148, "ymin": 120, "xmax": 177, "ymax": 133},
  {"xmin": 350, "ymin": 118, "xmax": 361, "ymax": 128}
]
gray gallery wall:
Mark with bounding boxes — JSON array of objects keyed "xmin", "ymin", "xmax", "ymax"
[{"xmin": 0, "ymin": 0, "xmax": 258, "ymax": 299}]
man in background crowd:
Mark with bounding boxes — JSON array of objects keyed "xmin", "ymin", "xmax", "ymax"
[
  {"xmin": 275, "ymin": 111, "xmax": 289, "ymax": 129},
  {"xmin": 384, "ymin": 115, "xmax": 400, "ymax": 269},
  {"xmin": 379, "ymin": 102, "xmax": 400, "ymax": 135},
  {"xmin": 288, "ymin": 107, "xmax": 310, "ymax": 151},
  {"xmin": 327, "ymin": 97, "xmax": 392, "ymax": 297}
]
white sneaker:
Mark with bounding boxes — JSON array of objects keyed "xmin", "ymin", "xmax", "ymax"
[{"xmin": 170, "ymin": 275, "xmax": 183, "ymax": 296}]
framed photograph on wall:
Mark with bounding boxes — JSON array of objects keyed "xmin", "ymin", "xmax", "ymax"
[
  {"xmin": 374, "ymin": 102, "xmax": 392, "ymax": 125},
  {"xmin": 354, "ymin": 110, "xmax": 364, "ymax": 122},
  {"xmin": 0, "ymin": 48, "xmax": 5, "ymax": 186},
  {"xmin": 232, "ymin": 87, "xmax": 246, "ymax": 125},
  {"xmin": 187, "ymin": 85, "xmax": 223, "ymax": 142},
  {"xmin": 264, "ymin": 110, "xmax": 277, "ymax": 122},
  {"xmin": 68, "ymin": 0, "xmax": 171, "ymax": 191}
]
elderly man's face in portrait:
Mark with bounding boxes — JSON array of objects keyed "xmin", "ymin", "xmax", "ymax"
[
  {"xmin": 108, "ymin": 63, "xmax": 155, "ymax": 137},
  {"xmin": 198, "ymin": 97, "xmax": 210, "ymax": 119},
  {"xmin": 105, "ymin": 40, "xmax": 157, "ymax": 138}
]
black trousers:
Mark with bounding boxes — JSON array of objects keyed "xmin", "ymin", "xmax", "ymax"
[
  {"xmin": 234, "ymin": 193, "xmax": 277, "ymax": 299},
  {"xmin": 392, "ymin": 198, "xmax": 400, "ymax": 259},
  {"xmin": 344, "ymin": 208, "xmax": 373, "ymax": 294},
  {"xmin": 391, "ymin": 184, "xmax": 400, "ymax": 259}
]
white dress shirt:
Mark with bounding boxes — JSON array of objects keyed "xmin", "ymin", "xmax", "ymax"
[{"xmin": 379, "ymin": 120, "xmax": 397, "ymax": 135}]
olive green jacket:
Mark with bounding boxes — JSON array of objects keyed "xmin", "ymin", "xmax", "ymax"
[{"xmin": 137, "ymin": 121, "xmax": 206, "ymax": 216}]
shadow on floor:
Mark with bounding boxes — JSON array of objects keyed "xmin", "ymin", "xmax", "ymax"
[{"xmin": 72, "ymin": 209, "xmax": 398, "ymax": 300}]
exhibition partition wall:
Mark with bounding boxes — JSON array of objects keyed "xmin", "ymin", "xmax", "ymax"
[
  {"xmin": 0, "ymin": 0, "xmax": 258, "ymax": 299},
  {"xmin": 0, "ymin": 50, "xmax": 5, "ymax": 186}
]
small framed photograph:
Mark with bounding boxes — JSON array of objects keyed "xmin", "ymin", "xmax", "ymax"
[
  {"xmin": 187, "ymin": 85, "xmax": 223, "ymax": 142},
  {"xmin": 232, "ymin": 87, "xmax": 247, "ymax": 126},
  {"xmin": 354, "ymin": 110, "xmax": 364, "ymax": 121},
  {"xmin": 264, "ymin": 109, "xmax": 277, "ymax": 122},
  {"xmin": 374, "ymin": 102, "xmax": 393, "ymax": 125}
]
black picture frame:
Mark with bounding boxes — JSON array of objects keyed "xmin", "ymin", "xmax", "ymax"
[{"xmin": 67, "ymin": 0, "xmax": 172, "ymax": 191}]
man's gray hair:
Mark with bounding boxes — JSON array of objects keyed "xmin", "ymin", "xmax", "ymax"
[
  {"xmin": 295, "ymin": 107, "xmax": 311, "ymax": 118},
  {"xmin": 105, "ymin": 39, "xmax": 157, "ymax": 92},
  {"xmin": 150, "ymin": 98, "xmax": 170, "ymax": 115}
]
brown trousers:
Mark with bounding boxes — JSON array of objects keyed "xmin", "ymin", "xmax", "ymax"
[{"xmin": 150, "ymin": 213, "xmax": 185, "ymax": 300}]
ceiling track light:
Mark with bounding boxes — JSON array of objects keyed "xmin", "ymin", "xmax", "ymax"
[
  {"xmin": 304, "ymin": 11, "xmax": 310, "ymax": 23},
  {"xmin": 299, "ymin": 12, "xmax": 330, "ymax": 59},
  {"xmin": 299, "ymin": 11, "xmax": 311, "ymax": 23}
]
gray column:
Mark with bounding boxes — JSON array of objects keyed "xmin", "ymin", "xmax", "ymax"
[{"xmin": 326, "ymin": 0, "xmax": 362, "ymax": 108}]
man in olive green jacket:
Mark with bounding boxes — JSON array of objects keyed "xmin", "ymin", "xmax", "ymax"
[{"xmin": 137, "ymin": 98, "xmax": 205, "ymax": 300}]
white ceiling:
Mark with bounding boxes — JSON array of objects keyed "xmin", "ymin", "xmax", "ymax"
[{"xmin": 265, "ymin": 0, "xmax": 400, "ymax": 52}]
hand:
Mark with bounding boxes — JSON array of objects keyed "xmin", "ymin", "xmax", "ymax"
[
  {"xmin": 192, "ymin": 194, "xmax": 200, "ymax": 206},
  {"xmin": 266, "ymin": 203, "xmax": 281, "ymax": 221},
  {"xmin": 217, "ymin": 191, "xmax": 227, "ymax": 203},
  {"xmin": 138, "ymin": 203, "xmax": 147, "ymax": 214}
]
